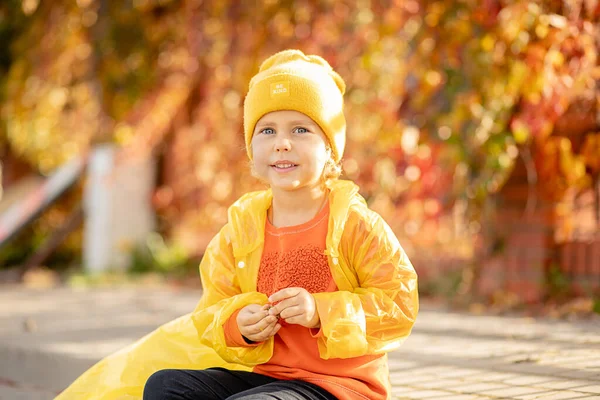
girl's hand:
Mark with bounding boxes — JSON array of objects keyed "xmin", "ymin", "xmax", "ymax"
[
  {"xmin": 237, "ymin": 304, "xmax": 281, "ymax": 343},
  {"xmin": 268, "ymin": 287, "xmax": 320, "ymax": 329}
]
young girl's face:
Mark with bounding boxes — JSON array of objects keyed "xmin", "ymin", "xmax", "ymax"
[{"xmin": 251, "ymin": 110, "xmax": 330, "ymax": 192}]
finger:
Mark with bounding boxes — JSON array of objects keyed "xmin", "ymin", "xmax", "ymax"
[
  {"xmin": 239, "ymin": 303, "xmax": 264, "ymax": 318},
  {"xmin": 246, "ymin": 315, "xmax": 278, "ymax": 335},
  {"xmin": 282, "ymin": 315, "xmax": 306, "ymax": 326},
  {"xmin": 246, "ymin": 319, "xmax": 279, "ymax": 341},
  {"xmin": 242, "ymin": 321, "xmax": 271, "ymax": 341},
  {"xmin": 269, "ymin": 297, "xmax": 299, "ymax": 316},
  {"xmin": 245, "ymin": 304, "xmax": 263, "ymax": 313},
  {"xmin": 268, "ymin": 323, "xmax": 282, "ymax": 337},
  {"xmin": 261, "ymin": 304, "xmax": 272, "ymax": 312},
  {"xmin": 240, "ymin": 309, "xmax": 270, "ymax": 325},
  {"xmin": 258, "ymin": 321, "xmax": 281, "ymax": 340},
  {"xmin": 268, "ymin": 287, "xmax": 302, "ymax": 304},
  {"xmin": 279, "ymin": 306, "xmax": 303, "ymax": 320}
]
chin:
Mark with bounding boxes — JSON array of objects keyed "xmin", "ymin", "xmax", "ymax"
[
  {"xmin": 271, "ymin": 178, "xmax": 324, "ymax": 192},
  {"xmin": 270, "ymin": 181, "xmax": 302, "ymax": 190}
]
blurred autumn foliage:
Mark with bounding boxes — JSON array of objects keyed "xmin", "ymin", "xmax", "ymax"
[{"xmin": 1, "ymin": 0, "xmax": 599, "ymax": 285}]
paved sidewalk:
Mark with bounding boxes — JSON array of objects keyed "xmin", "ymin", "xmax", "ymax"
[{"xmin": 0, "ymin": 286, "xmax": 599, "ymax": 400}]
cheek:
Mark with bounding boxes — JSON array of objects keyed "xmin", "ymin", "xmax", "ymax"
[
  {"xmin": 250, "ymin": 144, "xmax": 268, "ymax": 174},
  {"xmin": 313, "ymin": 148, "xmax": 329, "ymax": 169},
  {"xmin": 251, "ymin": 140, "xmax": 266, "ymax": 161}
]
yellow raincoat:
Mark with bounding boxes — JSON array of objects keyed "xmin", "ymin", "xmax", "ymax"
[{"xmin": 56, "ymin": 180, "xmax": 418, "ymax": 399}]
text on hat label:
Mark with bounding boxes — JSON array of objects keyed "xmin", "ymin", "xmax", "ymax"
[{"xmin": 270, "ymin": 81, "xmax": 290, "ymax": 98}]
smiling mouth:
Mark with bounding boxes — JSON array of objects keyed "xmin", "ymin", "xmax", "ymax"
[{"xmin": 271, "ymin": 163, "xmax": 298, "ymax": 169}]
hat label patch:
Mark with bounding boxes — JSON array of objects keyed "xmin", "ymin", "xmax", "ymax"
[{"xmin": 270, "ymin": 81, "xmax": 290, "ymax": 98}]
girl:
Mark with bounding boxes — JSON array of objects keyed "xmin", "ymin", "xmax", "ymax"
[
  {"xmin": 143, "ymin": 50, "xmax": 418, "ymax": 400},
  {"xmin": 56, "ymin": 49, "xmax": 418, "ymax": 400}
]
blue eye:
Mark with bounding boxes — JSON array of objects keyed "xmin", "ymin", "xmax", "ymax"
[
  {"xmin": 294, "ymin": 127, "xmax": 309, "ymax": 134},
  {"xmin": 261, "ymin": 128, "xmax": 275, "ymax": 135}
]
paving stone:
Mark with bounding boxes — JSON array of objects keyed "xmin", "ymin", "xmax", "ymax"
[
  {"xmin": 469, "ymin": 371, "xmax": 521, "ymax": 383},
  {"xmin": 395, "ymin": 389, "xmax": 458, "ymax": 399},
  {"xmin": 445, "ymin": 382, "xmax": 509, "ymax": 394},
  {"xmin": 412, "ymin": 379, "xmax": 466, "ymax": 390},
  {"xmin": 429, "ymin": 368, "xmax": 485, "ymax": 379},
  {"xmin": 391, "ymin": 385, "xmax": 420, "ymax": 395},
  {"xmin": 532, "ymin": 380, "xmax": 596, "ymax": 390},
  {"xmin": 480, "ymin": 385, "xmax": 547, "ymax": 397},
  {"xmin": 388, "ymin": 359, "xmax": 421, "ymax": 371},
  {"xmin": 389, "ymin": 371, "xmax": 442, "ymax": 385},
  {"xmin": 412, "ymin": 365, "xmax": 468, "ymax": 376},
  {"xmin": 576, "ymin": 360, "xmax": 600, "ymax": 368},
  {"xmin": 557, "ymin": 370, "xmax": 600, "ymax": 380},
  {"xmin": 571, "ymin": 385, "xmax": 600, "ymax": 394},
  {"xmin": 503, "ymin": 375, "xmax": 556, "ymax": 386},
  {"xmin": 502, "ymin": 363, "xmax": 557, "ymax": 376},
  {"xmin": 532, "ymin": 391, "xmax": 593, "ymax": 399},
  {"xmin": 512, "ymin": 391, "xmax": 556, "ymax": 399}
]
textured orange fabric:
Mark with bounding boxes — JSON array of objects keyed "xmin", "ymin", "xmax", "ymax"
[{"xmin": 225, "ymin": 202, "xmax": 389, "ymax": 400}]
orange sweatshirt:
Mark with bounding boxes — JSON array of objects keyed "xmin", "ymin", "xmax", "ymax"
[{"xmin": 224, "ymin": 203, "xmax": 389, "ymax": 400}]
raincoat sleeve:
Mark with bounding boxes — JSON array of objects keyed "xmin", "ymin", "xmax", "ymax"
[
  {"xmin": 312, "ymin": 209, "xmax": 418, "ymax": 359},
  {"xmin": 190, "ymin": 223, "xmax": 273, "ymax": 366}
]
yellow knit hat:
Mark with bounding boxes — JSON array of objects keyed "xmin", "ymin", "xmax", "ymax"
[{"xmin": 243, "ymin": 49, "xmax": 346, "ymax": 163}]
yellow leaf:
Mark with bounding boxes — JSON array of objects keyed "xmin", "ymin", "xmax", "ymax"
[
  {"xmin": 535, "ymin": 22, "xmax": 549, "ymax": 39},
  {"xmin": 512, "ymin": 120, "xmax": 530, "ymax": 144},
  {"xmin": 548, "ymin": 50, "xmax": 565, "ymax": 67},
  {"xmin": 481, "ymin": 34, "xmax": 495, "ymax": 52}
]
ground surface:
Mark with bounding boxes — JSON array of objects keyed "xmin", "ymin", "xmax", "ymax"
[{"xmin": 1, "ymin": 286, "xmax": 599, "ymax": 400}]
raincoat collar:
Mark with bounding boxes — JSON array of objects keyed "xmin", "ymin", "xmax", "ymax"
[{"xmin": 227, "ymin": 180, "xmax": 365, "ymax": 259}]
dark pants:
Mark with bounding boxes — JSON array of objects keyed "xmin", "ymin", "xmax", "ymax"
[{"xmin": 143, "ymin": 367, "xmax": 338, "ymax": 400}]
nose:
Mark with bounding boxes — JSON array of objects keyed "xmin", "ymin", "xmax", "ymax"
[{"xmin": 274, "ymin": 135, "xmax": 291, "ymax": 152}]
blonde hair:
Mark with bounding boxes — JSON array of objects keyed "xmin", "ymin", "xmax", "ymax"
[{"xmin": 321, "ymin": 146, "xmax": 342, "ymax": 187}]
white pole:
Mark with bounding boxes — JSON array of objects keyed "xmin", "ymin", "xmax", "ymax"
[{"xmin": 83, "ymin": 145, "xmax": 156, "ymax": 273}]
